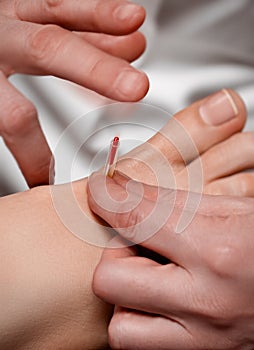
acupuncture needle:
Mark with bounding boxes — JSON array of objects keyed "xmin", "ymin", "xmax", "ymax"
[{"xmin": 104, "ymin": 136, "xmax": 120, "ymax": 177}]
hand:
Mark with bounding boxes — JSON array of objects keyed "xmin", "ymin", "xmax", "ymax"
[
  {"xmin": 0, "ymin": 0, "xmax": 148, "ymax": 187},
  {"xmin": 88, "ymin": 172, "xmax": 254, "ymax": 349}
]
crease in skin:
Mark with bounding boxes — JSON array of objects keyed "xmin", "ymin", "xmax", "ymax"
[
  {"xmin": 110, "ymin": 174, "xmax": 254, "ymax": 243},
  {"xmin": 161, "ymin": 311, "xmax": 193, "ymax": 337}
]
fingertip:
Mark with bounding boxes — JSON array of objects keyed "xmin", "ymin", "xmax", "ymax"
[
  {"xmin": 113, "ymin": 69, "xmax": 149, "ymax": 102},
  {"xmin": 134, "ymin": 71, "xmax": 150, "ymax": 101},
  {"xmin": 113, "ymin": 3, "xmax": 146, "ymax": 33},
  {"xmin": 133, "ymin": 31, "xmax": 147, "ymax": 60},
  {"xmin": 124, "ymin": 31, "xmax": 147, "ymax": 62},
  {"xmin": 79, "ymin": 31, "xmax": 146, "ymax": 62}
]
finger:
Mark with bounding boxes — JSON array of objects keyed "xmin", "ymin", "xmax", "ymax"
[
  {"xmin": 148, "ymin": 89, "xmax": 246, "ymax": 168},
  {"xmin": 108, "ymin": 308, "xmax": 193, "ymax": 350},
  {"xmin": 15, "ymin": 0, "xmax": 145, "ymax": 34},
  {"xmin": 205, "ymin": 172, "xmax": 254, "ymax": 197},
  {"xmin": 93, "ymin": 245, "xmax": 190, "ymax": 315},
  {"xmin": 0, "ymin": 72, "xmax": 53, "ymax": 187},
  {"xmin": 88, "ymin": 172, "xmax": 253, "ymax": 265},
  {"xmin": 74, "ymin": 31, "xmax": 146, "ymax": 62},
  {"xmin": 109, "ymin": 307, "xmax": 231, "ymax": 349},
  {"xmin": 88, "ymin": 172, "xmax": 197, "ymax": 263},
  {"xmin": 195, "ymin": 132, "xmax": 254, "ymax": 183},
  {"xmin": 4, "ymin": 20, "xmax": 149, "ymax": 101},
  {"xmin": 88, "ymin": 173, "xmax": 253, "ymax": 258}
]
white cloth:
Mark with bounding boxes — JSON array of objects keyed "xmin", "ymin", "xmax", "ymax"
[{"xmin": 1, "ymin": 0, "xmax": 254, "ymax": 194}]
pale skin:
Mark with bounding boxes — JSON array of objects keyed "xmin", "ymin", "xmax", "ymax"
[
  {"xmin": 88, "ymin": 91, "xmax": 254, "ymax": 349},
  {"xmin": 2, "ymin": 1, "xmax": 253, "ymax": 348},
  {"xmin": 0, "ymin": 0, "xmax": 149, "ymax": 187},
  {"xmin": 1, "ymin": 90, "xmax": 254, "ymax": 349},
  {"xmin": 89, "ymin": 175, "xmax": 254, "ymax": 350}
]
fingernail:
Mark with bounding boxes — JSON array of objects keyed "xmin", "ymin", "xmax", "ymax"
[
  {"xmin": 114, "ymin": 3, "xmax": 141, "ymax": 21},
  {"xmin": 115, "ymin": 69, "xmax": 145, "ymax": 98},
  {"xmin": 199, "ymin": 89, "xmax": 238, "ymax": 126}
]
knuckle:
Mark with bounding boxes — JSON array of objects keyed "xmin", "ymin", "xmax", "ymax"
[
  {"xmin": 207, "ymin": 304, "xmax": 235, "ymax": 328},
  {"xmin": 42, "ymin": 0, "xmax": 64, "ymax": 19},
  {"xmin": 44, "ymin": 0, "xmax": 63, "ymax": 9},
  {"xmin": 207, "ymin": 242, "xmax": 239, "ymax": 278},
  {"xmin": 203, "ymin": 293, "xmax": 239, "ymax": 328},
  {"xmin": 1, "ymin": 100, "xmax": 37, "ymax": 137},
  {"xmin": 192, "ymin": 285, "xmax": 236, "ymax": 327},
  {"xmin": 87, "ymin": 56, "xmax": 107, "ymax": 78},
  {"xmin": 27, "ymin": 24, "xmax": 66, "ymax": 67}
]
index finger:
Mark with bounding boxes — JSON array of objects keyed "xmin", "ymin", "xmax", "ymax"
[
  {"xmin": 87, "ymin": 172, "xmax": 195, "ymax": 263},
  {"xmin": 4, "ymin": 20, "xmax": 149, "ymax": 102},
  {"xmin": 15, "ymin": 0, "xmax": 146, "ymax": 34}
]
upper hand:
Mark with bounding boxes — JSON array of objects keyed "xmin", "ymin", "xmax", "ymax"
[{"xmin": 0, "ymin": 0, "xmax": 148, "ymax": 187}]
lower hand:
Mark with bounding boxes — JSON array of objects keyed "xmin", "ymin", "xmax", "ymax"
[{"xmin": 88, "ymin": 172, "xmax": 254, "ymax": 349}]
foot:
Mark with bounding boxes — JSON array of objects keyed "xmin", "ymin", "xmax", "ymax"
[{"xmin": 116, "ymin": 89, "xmax": 253, "ymax": 197}]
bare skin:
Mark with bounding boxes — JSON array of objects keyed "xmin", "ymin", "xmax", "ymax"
[
  {"xmin": 88, "ymin": 90, "xmax": 254, "ymax": 349},
  {"xmin": 116, "ymin": 89, "xmax": 251, "ymax": 196},
  {"xmin": 89, "ymin": 173, "xmax": 254, "ymax": 350},
  {"xmin": 0, "ymin": 0, "xmax": 148, "ymax": 187},
  {"xmin": 1, "ymin": 90, "xmax": 253, "ymax": 349}
]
